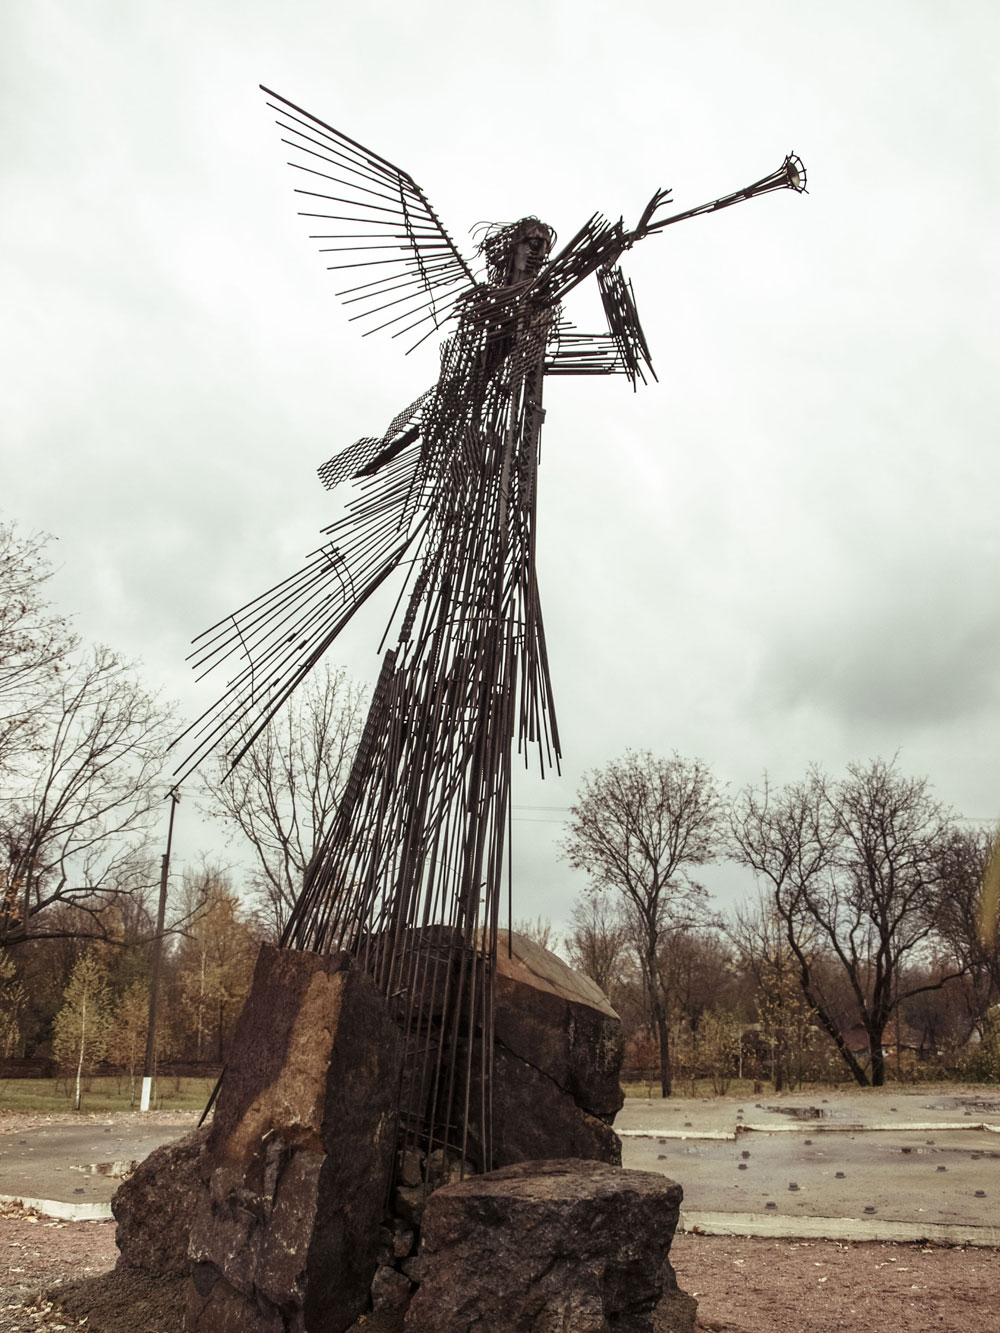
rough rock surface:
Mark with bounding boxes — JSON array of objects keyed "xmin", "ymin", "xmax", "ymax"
[
  {"xmin": 491, "ymin": 1042, "xmax": 622, "ymax": 1167},
  {"xmin": 494, "ymin": 934, "xmax": 624, "ymax": 1118},
  {"xmin": 184, "ymin": 945, "xmax": 404, "ymax": 1333},
  {"xmin": 402, "ymin": 1158, "xmax": 684, "ymax": 1332},
  {"xmin": 113, "ymin": 1124, "xmax": 209, "ymax": 1277},
  {"xmin": 483, "ymin": 933, "xmax": 625, "ymax": 1168}
]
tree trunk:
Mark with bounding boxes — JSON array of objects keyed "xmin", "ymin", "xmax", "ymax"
[
  {"xmin": 869, "ymin": 1027, "xmax": 886, "ymax": 1086},
  {"xmin": 794, "ymin": 969, "xmax": 870, "ymax": 1087},
  {"xmin": 647, "ymin": 972, "xmax": 671, "ymax": 1097},
  {"xmin": 74, "ymin": 990, "xmax": 87, "ymax": 1112}
]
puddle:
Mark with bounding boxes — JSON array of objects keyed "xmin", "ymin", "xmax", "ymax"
[
  {"xmin": 922, "ymin": 1099, "xmax": 1000, "ymax": 1113},
  {"xmin": 71, "ymin": 1160, "xmax": 138, "ymax": 1178},
  {"xmin": 764, "ymin": 1106, "xmax": 828, "ymax": 1120}
]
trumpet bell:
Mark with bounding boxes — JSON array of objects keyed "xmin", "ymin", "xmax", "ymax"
[{"xmin": 783, "ymin": 154, "xmax": 807, "ymax": 193}]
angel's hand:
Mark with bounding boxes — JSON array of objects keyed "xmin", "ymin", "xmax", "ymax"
[{"xmin": 632, "ymin": 187, "xmax": 674, "ymax": 241}]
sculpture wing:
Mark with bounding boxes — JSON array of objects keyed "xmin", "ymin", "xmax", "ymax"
[
  {"xmin": 317, "ymin": 389, "xmax": 433, "ymax": 491},
  {"xmin": 261, "ymin": 86, "xmax": 477, "ymax": 348},
  {"xmin": 171, "ymin": 431, "xmax": 426, "ymax": 783}
]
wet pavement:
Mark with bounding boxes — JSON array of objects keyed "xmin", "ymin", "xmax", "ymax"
[
  {"xmin": 0, "ymin": 1119, "xmax": 192, "ymax": 1212},
  {"xmin": 3, "ymin": 1092, "xmax": 999, "ymax": 1241},
  {"xmin": 619, "ymin": 1090, "xmax": 1000, "ymax": 1241}
]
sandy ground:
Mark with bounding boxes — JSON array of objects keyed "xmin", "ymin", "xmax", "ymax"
[
  {"xmin": 670, "ymin": 1233, "xmax": 999, "ymax": 1332},
  {"xmin": 1, "ymin": 1209, "xmax": 997, "ymax": 1333}
]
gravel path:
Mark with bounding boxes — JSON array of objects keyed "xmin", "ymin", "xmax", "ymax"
[
  {"xmin": 1, "ymin": 1209, "xmax": 996, "ymax": 1333},
  {"xmin": 0, "ymin": 1207, "xmax": 117, "ymax": 1332},
  {"xmin": 671, "ymin": 1232, "xmax": 999, "ymax": 1331}
]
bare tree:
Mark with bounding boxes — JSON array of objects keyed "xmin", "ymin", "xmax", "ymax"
[
  {"xmin": 0, "ymin": 521, "xmax": 76, "ymax": 777},
  {"xmin": 731, "ymin": 758, "xmax": 965, "ymax": 1087},
  {"xmin": 729, "ymin": 891, "xmax": 819, "ymax": 1091},
  {"xmin": 932, "ymin": 825, "xmax": 1000, "ymax": 1040},
  {"xmin": 511, "ymin": 915, "xmax": 559, "ymax": 953},
  {"xmin": 562, "ymin": 750, "xmax": 725, "ymax": 1096},
  {"xmin": 200, "ymin": 663, "xmax": 367, "ymax": 938},
  {"xmin": 565, "ymin": 894, "xmax": 630, "ymax": 997},
  {"xmin": 0, "ymin": 645, "xmax": 174, "ymax": 946}
]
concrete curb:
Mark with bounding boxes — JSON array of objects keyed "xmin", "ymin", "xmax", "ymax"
[
  {"xmin": 739, "ymin": 1120, "xmax": 1000, "ymax": 1135},
  {"xmin": 619, "ymin": 1130, "xmax": 737, "ymax": 1142},
  {"xmin": 679, "ymin": 1208, "xmax": 1000, "ymax": 1247},
  {"xmin": 0, "ymin": 1192, "xmax": 113, "ymax": 1222},
  {"xmin": 622, "ymin": 1121, "xmax": 1000, "ymax": 1138}
]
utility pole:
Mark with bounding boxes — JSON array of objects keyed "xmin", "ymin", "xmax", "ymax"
[{"xmin": 140, "ymin": 789, "xmax": 179, "ymax": 1112}]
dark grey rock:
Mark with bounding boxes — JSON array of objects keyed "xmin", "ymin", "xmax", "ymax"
[
  {"xmin": 370, "ymin": 1265, "xmax": 412, "ymax": 1315},
  {"xmin": 654, "ymin": 1256, "xmax": 700, "ymax": 1332},
  {"xmin": 391, "ymin": 1225, "xmax": 415, "ymax": 1259},
  {"xmin": 459, "ymin": 933, "xmax": 626, "ymax": 1169},
  {"xmin": 403, "ymin": 1158, "xmax": 684, "ymax": 1333},
  {"xmin": 400, "ymin": 1254, "xmax": 430, "ymax": 1283},
  {"xmin": 493, "ymin": 935, "xmax": 625, "ymax": 1120},
  {"xmin": 491, "ymin": 1043, "xmax": 622, "ymax": 1167},
  {"xmin": 113, "ymin": 1124, "xmax": 209, "ymax": 1278},
  {"xmin": 184, "ymin": 945, "xmax": 404, "ymax": 1333}
]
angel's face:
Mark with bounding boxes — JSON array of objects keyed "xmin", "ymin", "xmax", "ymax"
[{"xmin": 507, "ymin": 223, "xmax": 552, "ymax": 284}]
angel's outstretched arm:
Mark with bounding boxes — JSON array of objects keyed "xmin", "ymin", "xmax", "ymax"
[
  {"xmin": 629, "ymin": 153, "xmax": 806, "ymax": 242},
  {"xmin": 536, "ymin": 152, "xmax": 806, "ymax": 309}
]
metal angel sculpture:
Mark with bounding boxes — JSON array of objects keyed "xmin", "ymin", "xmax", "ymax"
[{"xmin": 177, "ymin": 87, "xmax": 806, "ymax": 1171}]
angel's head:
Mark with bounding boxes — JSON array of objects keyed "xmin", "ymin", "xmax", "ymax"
[{"xmin": 476, "ymin": 217, "xmax": 556, "ymax": 286}]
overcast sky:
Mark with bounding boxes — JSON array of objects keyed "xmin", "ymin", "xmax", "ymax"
[{"xmin": 4, "ymin": 1, "xmax": 999, "ymax": 933}]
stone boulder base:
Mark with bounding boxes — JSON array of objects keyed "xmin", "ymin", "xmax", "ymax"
[
  {"xmin": 402, "ymin": 1159, "xmax": 685, "ymax": 1333},
  {"xmin": 184, "ymin": 945, "xmax": 404, "ymax": 1333},
  {"xmin": 488, "ymin": 933, "xmax": 625, "ymax": 1168},
  {"xmin": 114, "ymin": 1124, "xmax": 209, "ymax": 1277}
]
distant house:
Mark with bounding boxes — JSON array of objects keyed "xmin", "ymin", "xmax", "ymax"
[{"xmin": 841, "ymin": 1021, "xmax": 936, "ymax": 1060}]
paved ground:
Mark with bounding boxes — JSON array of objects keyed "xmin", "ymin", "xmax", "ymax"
[
  {"xmin": 0, "ymin": 1115, "xmax": 197, "ymax": 1217},
  {"xmin": 2, "ymin": 1090, "xmax": 999, "ymax": 1242},
  {"xmin": 619, "ymin": 1088, "xmax": 1000, "ymax": 1243}
]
